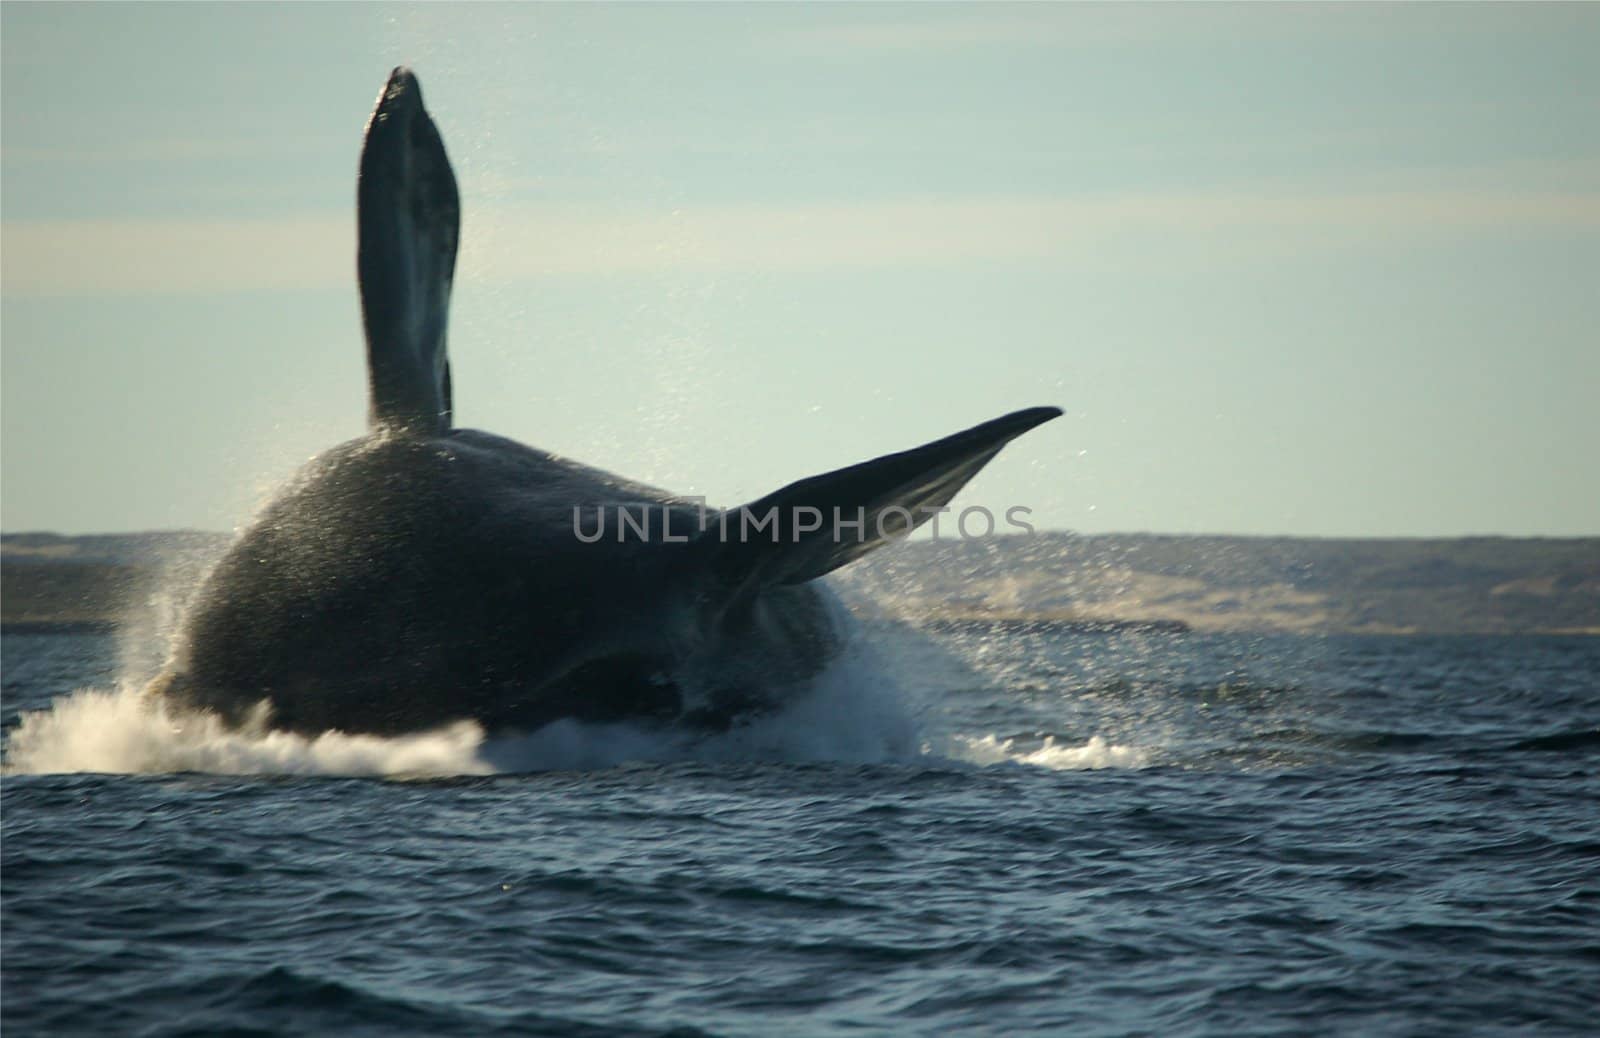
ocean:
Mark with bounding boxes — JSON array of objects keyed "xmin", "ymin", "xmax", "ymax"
[{"xmin": 3, "ymin": 620, "xmax": 1597, "ymax": 1035}]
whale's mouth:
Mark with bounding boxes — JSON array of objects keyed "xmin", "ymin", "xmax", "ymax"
[
  {"xmin": 476, "ymin": 653, "xmax": 787, "ymax": 737},
  {"xmin": 536, "ymin": 653, "xmax": 683, "ymax": 727}
]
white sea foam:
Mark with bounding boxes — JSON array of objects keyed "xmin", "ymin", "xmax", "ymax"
[
  {"xmin": 2, "ymin": 683, "xmax": 492, "ymax": 778},
  {"xmin": 3, "ymin": 683, "xmax": 1146, "ymax": 777},
  {"xmin": 4, "ymin": 628, "xmax": 1144, "ymax": 777},
  {"xmin": 940, "ymin": 732, "xmax": 1149, "ymax": 770}
]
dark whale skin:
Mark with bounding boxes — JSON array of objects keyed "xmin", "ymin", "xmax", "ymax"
[
  {"xmin": 156, "ymin": 430, "xmax": 838, "ymax": 737},
  {"xmin": 147, "ymin": 68, "xmax": 1058, "ymax": 738}
]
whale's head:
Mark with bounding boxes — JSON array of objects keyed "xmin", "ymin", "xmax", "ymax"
[{"xmin": 358, "ymin": 67, "xmax": 460, "ymax": 436}]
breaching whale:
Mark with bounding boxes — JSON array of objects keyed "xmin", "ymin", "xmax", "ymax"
[{"xmin": 149, "ymin": 68, "xmax": 1060, "ymax": 737}]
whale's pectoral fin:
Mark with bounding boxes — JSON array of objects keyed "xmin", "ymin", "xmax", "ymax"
[
  {"xmin": 357, "ymin": 67, "xmax": 460, "ymax": 435},
  {"xmin": 712, "ymin": 406, "xmax": 1062, "ymax": 589}
]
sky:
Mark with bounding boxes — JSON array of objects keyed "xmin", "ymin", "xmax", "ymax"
[{"xmin": 3, "ymin": 2, "xmax": 1597, "ymax": 537}]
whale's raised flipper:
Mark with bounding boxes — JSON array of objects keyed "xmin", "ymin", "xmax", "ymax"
[
  {"xmin": 711, "ymin": 406, "xmax": 1062, "ymax": 591},
  {"xmin": 358, "ymin": 66, "xmax": 460, "ymax": 435}
]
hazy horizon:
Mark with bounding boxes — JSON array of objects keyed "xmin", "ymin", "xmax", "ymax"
[{"xmin": 4, "ymin": 4, "xmax": 1598, "ymax": 539}]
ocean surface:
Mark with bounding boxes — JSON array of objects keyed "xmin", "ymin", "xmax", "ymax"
[{"xmin": 4, "ymin": 618, "xmax": 1598, "ymax": 1036}]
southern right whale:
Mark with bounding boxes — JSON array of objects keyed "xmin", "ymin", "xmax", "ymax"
[{"xmin": 149, "ymin": 67, "xmax": 1061, "ymax": 737}]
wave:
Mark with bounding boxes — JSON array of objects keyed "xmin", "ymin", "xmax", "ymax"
[
  {"xmin": 1507, "ymin": 728, "xmax": 1600, "ymax": 753},
  {"xmin": 60, "ymin": 964, "xmax": 677, "ymax": 1038}
]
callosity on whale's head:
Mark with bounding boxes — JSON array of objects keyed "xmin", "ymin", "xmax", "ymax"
[{"xmin": 148, "ymin": 68, "xmax": 1062, "ymax": 737}]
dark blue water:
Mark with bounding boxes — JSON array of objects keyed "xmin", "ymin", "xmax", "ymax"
[{"xmin": 4, "ymin": 625, "xmax": 1598, "ymax": 1036}]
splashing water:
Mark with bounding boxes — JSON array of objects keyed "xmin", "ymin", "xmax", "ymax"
[
  {"xmin": 3, "ymin": 684, "xmax": 491, "ymax": 778},
  {"xmin": 942, "ymin": 732, "xmax": 1149, "ymax": 769},
  {"xmin": 3, "ymin": 631, "xmax": 1144, "ymax": 778}
]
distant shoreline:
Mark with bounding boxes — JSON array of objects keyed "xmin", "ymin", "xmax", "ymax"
[{"xmin": 5, "ymin": 530, "xmax": 1597, "ymax": 637}]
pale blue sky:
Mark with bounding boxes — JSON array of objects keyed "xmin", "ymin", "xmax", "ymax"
[{"xmin": 3, "ymin": 3, "xmax": 1597, "ymax": 536}]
